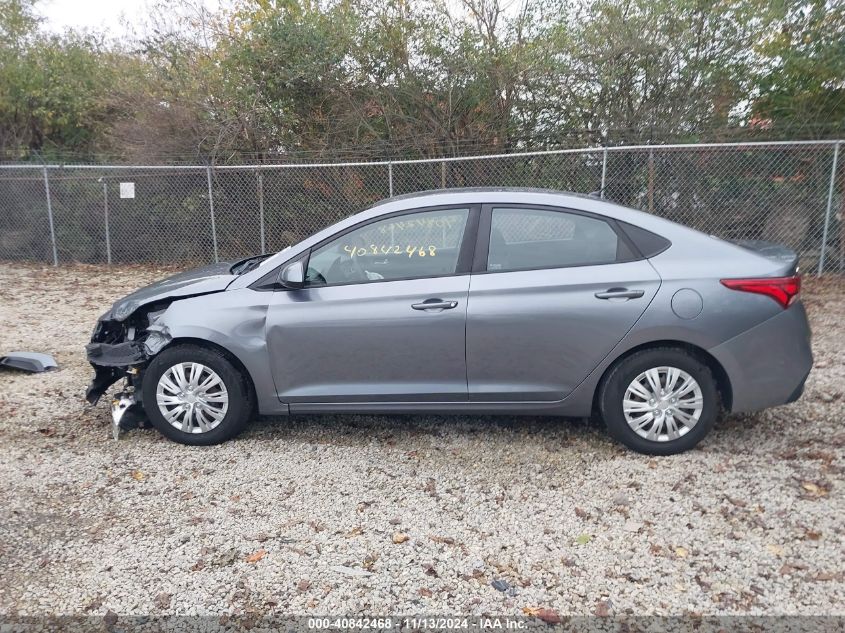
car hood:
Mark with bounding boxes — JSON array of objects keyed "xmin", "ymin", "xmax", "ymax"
[{"xmin": 105, "ymin": 261, "xmax": 237, "ymax": 322}]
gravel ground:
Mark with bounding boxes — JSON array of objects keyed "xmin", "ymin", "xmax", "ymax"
[{"xmin": 0, "ymin": 263, "xmax": 843, "ymax": 618}]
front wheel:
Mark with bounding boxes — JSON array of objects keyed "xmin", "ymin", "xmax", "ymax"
[
  {"xmin": 142, "ymin": 344, "xmax": 253, "ymax": 445},
  {"xmin": 599, "ymin": 348, "xmax": 719, "ymax": 455}
]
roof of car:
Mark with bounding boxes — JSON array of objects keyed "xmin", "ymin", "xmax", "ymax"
[{"xmin": 375, "ymin": 187, "xmax": 602, "ymax": 206}]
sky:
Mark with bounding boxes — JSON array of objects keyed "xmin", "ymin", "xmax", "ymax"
[
  {"xmin": 32, "ymin": 0, "xmax": 522, "ymax": 36},
  {"xmin": 35, "ymin": 0, "xmax": 150, "ymax": 35},
  {"xmin": 34, "ymin": 0, "xmax": 226, "ymax": 37}
]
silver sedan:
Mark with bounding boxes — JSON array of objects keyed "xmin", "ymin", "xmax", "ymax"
[{"xmin": 86, "ymin": 188, "xmax": 813, "ymax": 454}]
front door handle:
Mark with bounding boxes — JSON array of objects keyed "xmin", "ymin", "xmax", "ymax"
[
  {"xmin": 594, "ymin": 288, "xmax": 645, "ymax": 300},
  {"xmin": 412, "ymin": 299, "xmax": 458, "ymax": 311}
]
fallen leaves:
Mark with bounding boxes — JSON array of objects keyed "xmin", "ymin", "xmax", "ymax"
[
  {"xmin": 800, "ymin": 480, "xmax": 831, "ymax": 498},
  {"xmin": 332, "ymin": 565, "xmax": 373, "ymax": 577},
  {"xmin": 765, "ymin": 544, "xmax": 785, "ymax": 557},
  {"xmin": 130, "ymin": 470, "xmax": 145, "ymax": 481},
  {"xmin": 725, "ymin": 495, "xmax": 747, "ymax": 508},
  {"xmin": 392, "ymin": 532, "xmax": 410, "ymax": 544},
  {"xmin": 423, "ymin": 478, "xmax": 437, "ymax": 497},
  {"xmin": 84, "ymin": 595, "xmax": 104, "ymax": 612},
  {"xmin": 779, "ymin": 562, "xmax": 808, "ymax": 576},
  {"xmin": 574, "ymin": 533, "xmax": 591, "ymax": 546},
  {"xmin": 213, "ymin": 548, "xmax": 239, "ymax": 567},
  {"xmin": 363, "ymin": 553, "xmax": 378, "ymax": 571},
  {"xmin": 522, "ymin": 607, "xmax": 561, "ymax": 624},
  {"xmin": 245, "ymin": 549, "xmax": 266, "ymax": 564},
  {"xmin": 429, "ymin": 535, "xmax": 455, "ymax": 545},
  {"xmin": 673, "ymin": 546, "xmax": 689, "ymax": 558},
  {"xmin": 153, "ymin": 592, "xmax": 171, "ymax": 610}
]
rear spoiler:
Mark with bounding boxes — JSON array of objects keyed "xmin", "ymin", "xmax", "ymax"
[{"xmin": 728, "ymin": 239, "xmax": 799, "ymax": 276}]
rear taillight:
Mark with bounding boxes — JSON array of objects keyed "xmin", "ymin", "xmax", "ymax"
[{"xmin": 720, "ymin": 275, "xmax": 801, "ymax": 309}]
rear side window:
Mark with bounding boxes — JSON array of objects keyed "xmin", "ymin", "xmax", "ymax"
[
  {"xmin": 618, "ymin": 221, "xmax": 671, "ymax": 258},
  {"xmin": 487, "ymin": 207, "xmax": 626, "ymax": 272}
]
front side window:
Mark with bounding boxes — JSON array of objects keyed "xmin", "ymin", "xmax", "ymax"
[
  {"xmin": 305, "ymin": 208, "xmax": 470, "ymax": 286},
  {"xmin": 488, "ymin": 207, "xmax": 622, "ymax": 272}
]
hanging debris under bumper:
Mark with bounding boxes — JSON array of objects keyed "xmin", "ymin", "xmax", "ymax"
[
  {"xmin": 84, "ymin": 341, "xmax": 146, "ymax": 404},
  {"xmin": 110, "ymin": 391, "xmax": 146, "ymax": 439}
]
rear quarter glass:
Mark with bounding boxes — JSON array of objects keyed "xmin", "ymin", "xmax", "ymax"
[{"xmin": 617, "ymin": 221, "xmax": 671, "ymax": 258}]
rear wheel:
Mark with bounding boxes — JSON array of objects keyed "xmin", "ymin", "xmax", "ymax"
[
  {"xmin": 599, "ymin": 348, "xmax": 718, "ymax": 455},
  {"xmin": 142, "ymin": 344, "xmax": 253, "ymax": 445}
]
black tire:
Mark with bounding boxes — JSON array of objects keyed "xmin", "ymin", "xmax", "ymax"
[
  {"xmin": 598, "ymin": 347, "xmax": 719, "ymax": 455},
  {"xmin": 142, "ymin": 344, "xmax": 254, "ymax": 445}
]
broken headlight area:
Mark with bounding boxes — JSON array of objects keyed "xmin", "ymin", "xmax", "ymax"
[{"xmin": 85, "ymin": 303, "xmax": 173, "ymax": 408}]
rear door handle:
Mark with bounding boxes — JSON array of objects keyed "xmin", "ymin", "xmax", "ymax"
[
  {"xmin": 594, "ymin": 288, "xmax": 645, "ymax": 300},
  {"xmin": 412, "ymin": 299, "xmax": 458, "ymax": 311}
]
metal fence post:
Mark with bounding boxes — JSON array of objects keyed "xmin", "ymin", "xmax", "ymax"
[
  {"xmin": 257, "ymin": 172, "xmax": 266, "ymax": 253},
  {"xmin": 818, "ymin": 142, "xmax": 841, "ymax": 275},
  {"xmin": 647, "ymin": 148, "xmax": 655, "ymax": 213},
  {"xmin": 258, "ymin": 171, "xmax": 267, "ymax": 253},
  {"xmin": 41, "ymin": 166, "xmax": 58, "ymax": 266},
  {"xmin": 600, "ymin": 147, "xmax": 608, "ymax": 198},
  {"xmin": 388, "ymin": 162, "xmax": 394, "ymax": 197},
  {"xmin": 440, "ymin": 161, "xmax": 446, "ymax": 189},
  {"xmin": 103, "ymin": 180, "xmax": 112, "ymax": 265},
  {"xmin": 206, "ymin": 166, "xmax": 219, "ymax": 263}
]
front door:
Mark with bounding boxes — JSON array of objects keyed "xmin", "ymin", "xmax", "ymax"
[
  {"xmin": 266, "ymin": 206, "xmax": 477, "ymax": 404},
  {"xmin": 466, "ymin": 205, "xmax": 661, "ymax": 401}
]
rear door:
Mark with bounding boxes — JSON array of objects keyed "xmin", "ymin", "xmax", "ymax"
[{"xmin": 466, "ymin": 204, "xmax": 661, "ymax": 401}]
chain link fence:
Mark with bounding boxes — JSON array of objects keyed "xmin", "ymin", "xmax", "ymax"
[{"xmin": 1, "ymin": 140, "xmax": 843, "ymax": 273}]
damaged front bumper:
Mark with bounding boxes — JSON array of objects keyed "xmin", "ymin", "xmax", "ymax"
[
  {"xmin": 86, "ymin": 340, "xmax": 147, "ymax": 367},
  {"xmin": 85, "ymin": 320, "xmax": 172, "ymax": 405},
  {"xmin": 84, "ymin": 262, "xmax": 234, "ymax": 436},
  {"xmin": 86, "ymin": 318, "xmax": 171, "ymax": 438}
]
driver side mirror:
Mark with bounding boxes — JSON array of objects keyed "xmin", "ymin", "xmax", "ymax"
[{"xmin": 279, "ymin": 260, "xmax": 305, "ymax": 289}]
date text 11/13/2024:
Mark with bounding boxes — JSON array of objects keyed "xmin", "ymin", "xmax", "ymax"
[{"xmin": 308, "ymin": 617, "xmax": 530, "ymax": 630}]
